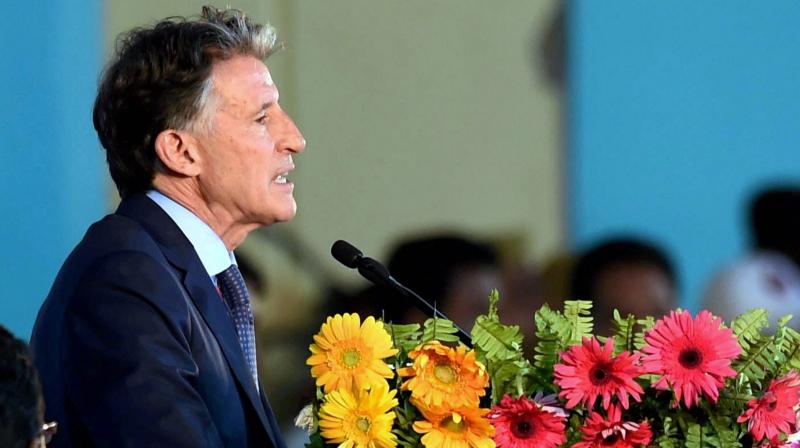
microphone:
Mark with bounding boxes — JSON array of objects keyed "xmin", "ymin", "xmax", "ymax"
[{"xmin": 331, "ymin": 240, "xmax": 472, "ymax": 345}]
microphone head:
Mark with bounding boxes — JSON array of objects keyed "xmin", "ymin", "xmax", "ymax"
[{"xmin": 331, "ymin": 240, "xmax": 363, "ymax": 269}]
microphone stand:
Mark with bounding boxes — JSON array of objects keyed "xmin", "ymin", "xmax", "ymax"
[
  {"xmin": 381, "ymin": 273, "xmax": 473, "ymax": 347},
  {"xmin": 332, "ymin": 240, "xmax": 472, "ymax": 347}
]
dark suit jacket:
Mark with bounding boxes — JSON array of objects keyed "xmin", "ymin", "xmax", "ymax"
[{"xmin": 30, "ymin": 194, "xmax": 286, "ymax": 447}]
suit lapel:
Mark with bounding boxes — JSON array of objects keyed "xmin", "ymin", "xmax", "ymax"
[{"xmin": 116, "ymin": 195, "xmax": 280, "ymax": 446}]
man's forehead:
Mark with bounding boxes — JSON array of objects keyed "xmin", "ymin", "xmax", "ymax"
[{"xmin": 211, "ymin": 55, "xmax": 277, "ymax": 108}]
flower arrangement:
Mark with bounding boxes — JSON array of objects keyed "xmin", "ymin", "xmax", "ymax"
[{"xmin": 300, "ymin": 291, "xmax": 800, "ymax": 447}]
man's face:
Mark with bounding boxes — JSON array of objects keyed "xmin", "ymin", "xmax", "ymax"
[{"xmin": 193, "ymin": 55, "xmax": 306, "ymax": 227}]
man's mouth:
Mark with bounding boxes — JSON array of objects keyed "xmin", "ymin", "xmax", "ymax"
[{"xmin": 274, "ymin": 172, "xmax": 290, "ymax": 184}]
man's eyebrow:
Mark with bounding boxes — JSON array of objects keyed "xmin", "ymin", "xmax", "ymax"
[
  {"xmin": 256, "ymin": 97, "xmax": 279, "ymax": 114},
  {"xmin": 254, "ymin": 103, "xmax": 270, "ymax": 115}
]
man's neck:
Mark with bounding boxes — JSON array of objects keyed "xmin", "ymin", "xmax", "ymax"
[{"xmin": 151, "ymin": 179, "xmax": 255, "ymax": 250}]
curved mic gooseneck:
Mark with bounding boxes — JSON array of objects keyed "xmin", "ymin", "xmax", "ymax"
[{"xmin": 331, "ymin": 240, "xmax": 472, "ymax": 346}]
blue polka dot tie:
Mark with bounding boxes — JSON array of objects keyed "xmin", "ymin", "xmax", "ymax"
[{"xmin": 217, "ymin": 265, "xmax": 258, "ymax": 387}]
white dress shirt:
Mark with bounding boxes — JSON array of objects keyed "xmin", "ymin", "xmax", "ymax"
[{"xmin": 146, "ymin": 190, "xmax": 236, "ymax": 284}]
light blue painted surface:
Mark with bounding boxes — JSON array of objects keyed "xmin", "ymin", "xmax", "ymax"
[
  {"xmin": 0, "ymin": 1, "xmax": 105, "ymax": 338},
  {"xmin": 569, "ymin": 1, "xmax": 800, "ymax": 308}
]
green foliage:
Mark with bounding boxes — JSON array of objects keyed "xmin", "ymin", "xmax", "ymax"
[
  {"xmin": 471, "ymin": 290, "xmax": 532, "ymax": 403},
  {"xmin": 732, "ymin": 309, "xmax": 769, "ymax": 352},
  {"xmin": 773, "ymin": 315, "xmax": 800, "ymax": 373},
  {"xmin": 685, "ymin": 423, "xmax": 716, "ymax": 448},
  {"xmin": 421, "ymin": 317, "xmax": 460, "ymax": 344},
  {"xmin": 654, "ymin": 416, "xmax": 680, "ymax": 448},
  {"xmin": 532, "ymin": 304, "xmax": 570, "ymax": 391},
  {"xmin": 487, "ymin": 359, "xmax": 534, "ymax": 404},
  {"xmin": 472, "ymin": 317, "xmax": 523, "ymax": 362},
  {"xmin": 732, "ymin": 309, "xmax": 775, "ymax": 388},
  {"xmin": 385, "ymin": 323, "xmax": 422, "ymax": 353},
  {"xmin": 304, "ymin": 433, "xmax": 326, "ymax": 448},
  {"xmin": 633, "ymin": 315, "xmax": 655, "ymax": 350},
  {"xmin": 530, "ymin": 300, "xmax": 595, "ymax": 391},
  {"xmin": 611, "ymin": 310, "xmax": 637, "ymax": 354},
  {"xmin": 392, "ymin": 396, "xmax": 421, "ymax": 448},
  {"xmin": 563, "ymin": 300, "xmax": 594, "ymax": 345}
]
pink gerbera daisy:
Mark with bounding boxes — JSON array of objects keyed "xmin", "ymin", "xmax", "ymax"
[
  {"xmin": 641, "ymin": 310, "xmax": 741, "ymax": 408},
  {"xmin": 573, "ymin": 405, "xmax": 652, "ymax": 448},
  {"xmin": 488, "ymin": 395, "xmax": 566, "ymax": 448},
  {"xmin": 554, "ymin": 336, "xmax": 644, "ymax": 410},
  {"xmin": 738, "ymin": 370, "xmax": 800, "ymax": 442}
]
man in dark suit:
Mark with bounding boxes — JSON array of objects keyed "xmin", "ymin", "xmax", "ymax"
[{"xmin": 30, "ymin": 6, "xmax": 305, "ymax": 447}]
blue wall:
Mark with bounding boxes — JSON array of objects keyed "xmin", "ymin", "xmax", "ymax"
[
  {"xmin": 0, "ymin": 1, "xmax": 105, "ymax": 338},
  {"xmin": 569, "ymin": 1, "xmax": 800, "ymax": 308}
]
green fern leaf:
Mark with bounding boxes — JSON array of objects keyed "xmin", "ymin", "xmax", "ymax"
[
  {"xmin": 703, "ymin": 407, "xmax": 742, "ymax": 448},
  {"xmin": 384, "ymin": 323, "xmax": 422, "ymax": 353},
  {"xmin": 732, "ymin": 309, "xmax": 769, "ymax": 351},
  {"xmin": 471, "ymin": 317, "xmax": 524, "ymax": 363},
  {"xmin": 633, "ymin": 315, "xmax": 655, "ymax": 350},
  {"xmin": 488, "ymin": 359, "xmax": 534, "ymax": 403},
  {"xmin": 655, "ymin": 416, "xmax": 680, "ymax": 448},
  {"xmin": 485, "ymin": 288, "xmax": 500, "ymax": 318},
  {"xmin": 733, "ymin": 336, "xmax": 775, "ymax": 388},
  {"xmin": 421, "ymin": 317, "xmax": 460, "ymax": 344},
  {"xmin": 563, "ymin": 300, "xmax": 594, "ymax": 345},
  {"xmin": 611, "ymin": 310, "xmax": 636, "ymax": 354},
  {"xmin": 685, "ymin": 423, "xmax": 716, "ymax": 448},
  {"xmin": 532, "ymin": 305, "xmax": 570, "ymax": 390},
  {"xmin": 773, "ymin": 320, "xmax": 800, "ymax": 373},
  {"xmin": 731, "ymin": 310, "xmax": 776, "ymax": 388}
]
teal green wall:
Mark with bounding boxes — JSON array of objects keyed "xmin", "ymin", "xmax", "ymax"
[
  {"xmin": 0, "ymin": 1, "xmax": 105, "ymax": 338},
  {"xmin": 569, "ymin": 1, "xmax": 800, "ymax": 308}
]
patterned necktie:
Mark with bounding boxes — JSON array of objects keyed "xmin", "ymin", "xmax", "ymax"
[{"xmin": 216, "ymin": 265, "xmax": 258, "ymax": 387}]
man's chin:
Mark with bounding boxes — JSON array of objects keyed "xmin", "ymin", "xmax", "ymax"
[{"xmin": 264, "ymin": 202, "xmax": 297, "ymax": 225}]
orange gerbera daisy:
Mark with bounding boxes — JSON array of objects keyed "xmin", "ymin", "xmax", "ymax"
[
  {"xmin": 399, "ymin": 341, "xmax": 489, "ymax": 409},
  {"xmin": 414, "ymin": 405, "xmax": 496, "ymax": 448},
  {"xmin": 308, "ymin": 313, "xmax": 398, "ymax": 393}
]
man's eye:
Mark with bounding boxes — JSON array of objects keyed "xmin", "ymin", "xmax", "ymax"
[{"xmin": 256, "ymin": 114, "xmax": 268, "ymax": 123}]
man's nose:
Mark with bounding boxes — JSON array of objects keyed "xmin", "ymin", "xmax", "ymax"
[{"xmin": 276, "ymin": 111, "xmax": 306, "ymax": 154}]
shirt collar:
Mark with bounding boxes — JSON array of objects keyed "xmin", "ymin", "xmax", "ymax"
[{"xmin": 146, "ymin": 190, "xmax": 236, "ymax": 279}]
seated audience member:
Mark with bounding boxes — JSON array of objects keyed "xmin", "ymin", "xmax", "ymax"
[
  {"xmin": 341, "ymin": 234, "xmax": 500, "ymax": 332},
  {"xmin": 570, "ymin": 238, "xmax": 678, "ymax": 335},
  {"xmin": 703, "ymin": 187, "xmax": 800, "ymax": 326},
  {"xmin": 0, "ymin": 325, "xmax": 54, "ymax": 448}
]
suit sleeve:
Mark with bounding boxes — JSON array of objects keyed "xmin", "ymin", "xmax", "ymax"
[{"xmin": 63, "ymin": 251, "xmax": 224, "ymax": 447}]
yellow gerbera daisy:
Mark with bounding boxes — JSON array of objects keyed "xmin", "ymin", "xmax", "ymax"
[
  {"xmin": 398, "ymin": 341, "xmax": 488, "ymax": 409},
  {"xmin": 319, "ymin": 381, "xmax": 399, "ymax": 448},
  {"xmin": 308, "ymin": 313, "xmax": 398, "ymax": 393},
  {"xmin": 413, "ymin": 406, "xmax": 495, "ymax": 448}
]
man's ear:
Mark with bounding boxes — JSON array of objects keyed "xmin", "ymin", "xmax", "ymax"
[{"xmin": 153, "ymin": 130, "xmax": 202, "ymax": 177}]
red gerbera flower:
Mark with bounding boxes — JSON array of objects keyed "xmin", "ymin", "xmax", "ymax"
[
  {"xmin": 573, "ymin": 405, "xmax": 652, "ymax": 448},
  {"xmin": 738, "ymin": 370, "xmax": 800, "ymax": 441},
  {"xmin": 488, "ymin": 395, "xmax": 566, "ymax": 448},
  {"xmin": 554, "ymin": 336, "xmax": 644, "ymax": 410},
  {"xmin": 641, "ymin": 310, "xmax": 741, "ymax": 408}
]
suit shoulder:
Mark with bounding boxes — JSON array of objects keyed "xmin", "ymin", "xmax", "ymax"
[{"xmin": 37, "ymin": 213, "xmax": 183, "ymax": 325}]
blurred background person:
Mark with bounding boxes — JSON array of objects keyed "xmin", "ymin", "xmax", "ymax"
[
  {"xmin": 702, "ymin": 187, "xmax": 800, "ymax": 326},
  {"xmin": 570, "ymin": 237, "xmax": 678, "ymax": 336},
  {"xmin": 0, "ymin": 325, "xmax": 54, "ymax": 448},
  {"xmin": 340, "ymin": 234, "xmax": 502, "ymax": 331}
]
